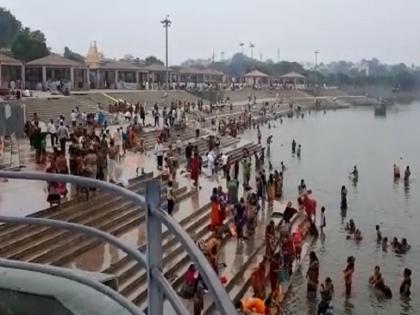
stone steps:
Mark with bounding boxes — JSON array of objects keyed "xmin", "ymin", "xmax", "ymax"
[
  {"xmin": 22, "ymin": 97, "xmax": 96, "ymax": 122},
  {"xmin": 0, "ymin": 173, "xmax": 153, "ymax": 237},
  {"xmin": 0, "ymin": 186, "xmax": 192, "ymax": 267},
  {"xmin": 108, "ymin": 91, "xmax": 201, "ymax": 108},
  {"xmin": 1, "ymin": 184, "xmax": 175, "ymax": 261},
  {"xmin": 100, "ymin": 201, "xmax": 213, "ymax": 306},
  {"xmin": 0, "ymin": 171, "xmax": 194, "ymax": 267}
]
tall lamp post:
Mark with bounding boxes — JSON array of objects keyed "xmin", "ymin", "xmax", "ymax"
[
  {"xmin": 249, "ymin": 43, "xmax": 255, "ymax": 59},
  {"xmin": 161, "ymin": 15, "xmax": 172, "ymax": 99},
  {"xmin": 314, "ymin": 50, "xmax": 319, "ymax": 96},
  {"xmin": 239, "ymin": 42, "xmax": 245, "ymax": 54}
]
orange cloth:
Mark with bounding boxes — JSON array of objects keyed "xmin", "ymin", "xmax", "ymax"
[
  {"xmin": 267, "ymin": 183, "xmax": 275, "ymax": 201},
  {"xmin": 242, "ymin": 297, "xmax": 266, "ymax": 314},
  {"xmin": 211, "ymin": 201, "xmax": 221, "ymax": 227}
]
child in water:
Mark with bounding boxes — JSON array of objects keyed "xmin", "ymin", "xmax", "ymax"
[
  {"xmin": 382, "ymin": 237, "xmax": 389, "ymax": 251},
  {"xmin": 345, "ymin": 219, "xmax": 356, "ymax": 234},
  {"xmin": 369, "ymin": 266, "xmax": 392, "ymax": 298},
  {"xmin": 391, "ymin": 237, "xmax": 400, "ymax": 249},
  {"xmin": 354, "ymin": 229, "xmax": 363, "ymax": 241}
]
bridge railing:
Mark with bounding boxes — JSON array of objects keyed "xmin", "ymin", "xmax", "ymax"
[{"xmin": 0, "ymin": 170, "xmax": 237, "ymax": 315}]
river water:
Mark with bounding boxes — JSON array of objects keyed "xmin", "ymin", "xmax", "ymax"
[{"xmin": 243, "ymin": 102, "xmax": 420, "ymax": 315}]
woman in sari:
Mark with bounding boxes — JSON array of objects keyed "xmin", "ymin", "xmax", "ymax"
[
  {"xmin": 275, "ymin": 171, "xmax": 283, "ymax": 198},
  {"xmin": 306, "ymin": 251, "xmax": 320, "ymax": 295},
  {"xmin": 55, "ymin": 150, "xmax": 68, "ymax": 197},
  {"xmin": 190, "ymin": 152, "xmax": 200, "ymax": 189},
  {"xmin": 210, "ymin": 188, "xmax": 222, "ymax": 230},
  {"xmin": 250, "ymin": 261, "xmax": 266, "ymax": 299},
  {"xmin": 267, "ymin": 174, "xmax": 275, "ymax": 210},
  {"xmin": 282, "ymin": 236, "xmax": 295, "ymax": 276},
  {"xmin": 270, "ymin": 253, "xmax": 281, "ymax": 292},
  {"xmin": 265, "ymin": 220, "xmax": 276, "ymax": 258},
  {"xmin": 46, "ymin": 158, "xmax": 61, "ymax": 206},
  {"xmin": 217, "ymin": 186, "xmax": 227, "ymax": 223}
]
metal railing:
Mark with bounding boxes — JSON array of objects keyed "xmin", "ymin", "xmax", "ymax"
[{"xmin": 0, "ymin": 170, "xmax": 237, "ymax": 315}]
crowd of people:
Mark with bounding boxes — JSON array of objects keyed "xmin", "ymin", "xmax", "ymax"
[{"xmin": 18, "ymin": 94, "xmax": 415, "ymax": 315}]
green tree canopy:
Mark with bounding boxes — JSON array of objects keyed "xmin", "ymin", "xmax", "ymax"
[
  {"xmin": 11, "ymin": 27, "xmax": 49, "ymax": 61},
  {"xmin": 0, "ymin": 7, "xmax": 22, "ymax": 48},
  {"xmin": 145, "ymin": 56, "xmax": 164, "ymax": 65},
  {"xmin": 209, "ymin": 53, "xmax": 306, "ymax": 78},
  {"xmin": 64, "ymin": 46, "xmax": 84, "ymax": 62}
]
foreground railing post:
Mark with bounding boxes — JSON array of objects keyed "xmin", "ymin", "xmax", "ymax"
[{"xmin": 146, "ymin": 179, "xmax": 163, "ymax": 315}]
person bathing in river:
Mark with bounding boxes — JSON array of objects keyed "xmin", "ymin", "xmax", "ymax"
[
  {"xmin": 404, "ymin": 166, "xmax": 411, "ymax": 181},
  {"xmin": 298, "ymin": 179, "xmax": 307, "ymax": 194},
  {"xmin": 343, "ymin": 256, "xmax": 355, "ymax": 296},
  {"xmin": 369, "ymin": 266, "xmax": 384, "ymax": 288},
  {"xmin": 297, "ymin": 144, "xmax": 301, "ymax": 158},
  {"xmin": 320, "ymin": 206, "xmax": 326, "ymax": 234},
  {"xmin": 400, "ymin": 268, "xmax": 412, "ymax": 298},
  {"xmin": 350, "ymin": 165, "xmax": 359, "ymax": 180},
  {"xmin": 292, "ymin": 139, "xmax": 296, "ymax": 154},
  {"xmin": 345, "ymin": 219, "xmax": 356, "ymax": 234},
  {"xmin": 281, "ymin": 161, "xmax": 286, "ymax": 172},
  {"xmin": 369, "ymin": 265, "xmax": 392, "ymax": 298},
  {"xmin": 394, "ymin": 164, "xmax": 401, "ymax": 179},
  {"xmin": 354, "ymin": 228, "xmax": 363, "ymax": 241},
  {"xmin": 395, "ymin": 238, "xmax": 411, "ymax": 254},
  {"xmin": 306, "ymin": 251, "xmax": 320, "ymax": 296},
  {"xmin": 376, "ymin": 225, "xmax": 382, "ymax": 242},
  {"xmin": 382, "ymin": 237, "xmax": 389, "ymax": 251},
  {"xmin": 341, "ymin": 185, "xmax": 348, "ymax": 210},
  {"xmin": 318, "ymin": 277, "xmax": 334, "ymax": 315},
  {"xmin": 391, "ymin": 237, "xmax": 400, "ymax": 249}
]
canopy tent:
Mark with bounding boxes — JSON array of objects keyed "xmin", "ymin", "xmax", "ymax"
[
  {"xmin": 0, "ymin": 53, "xmax": 24, "ymax": 89},
  {"xmin": 279, "ymin": 71, "xmax": 306, "ymax": 89},
  {"xmin": 279, "ymin": 71, "xmax": 306, "ymax": 80},
  {"xmin": 243, "ymin": 70, "xmax": 270, "ymax": 86},
  {"xmin": 26, "ymin": 54, "xmax": 88, "ymax": 90},
  {"xmin": 244, "ymin": 70, "xmax": 269, "ymax": 78}
]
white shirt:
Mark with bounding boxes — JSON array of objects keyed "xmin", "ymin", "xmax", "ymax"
[
  {"xmin": 57, "ymin": 125, "xmax": 69, "ymax": 140},
  {"xmin": 47, "ymin": 122, "xmax": 56, "ymax": 134},
  {"xmin": 154, "ymin": 143, "xmax": 164, "ymax": 156},
  {"xmin": 207, "ymin": 151, "xmax": 215, "ymax": 168},
  {"xmin": 221, "ymin": 154, "xmax": 228, "ymax": 166},
  {"xmin": 70, "ymin": 112, "xmax": 77, "ymax": 122}
]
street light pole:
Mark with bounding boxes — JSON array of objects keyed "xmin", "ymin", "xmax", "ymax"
[
  {"xmin": 249, "ymin": 43, "xmax": 255, "ymax": 59},
  {"xmin": 161, "ymin": 15, "xmax": 172, "ymax": 99},
  {"xmin": 314, "ymin": 50, "xmax": 319, "ymax": 96},
  {"xmin": 239, "ymin": 42, "xmax": 245, "ymax": 54}
]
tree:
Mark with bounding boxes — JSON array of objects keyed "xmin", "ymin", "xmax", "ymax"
[
  {"xmin": 0, "ymin": 7, "xmax": 22, "ymax": 48},
  {"xmin": 394, "ymin": 71, "xmax": 416, "ymax": 90},
  {"xmin": 64, "ymin": 46, "xmax": 84, "ymax": 62},
  {"xmin": 145, "ymin": 56, "xmax": 164, "ymax": 65},
  {"xmin": 11, "ymin": 27, "xmax": 49, "ymax": 61}
]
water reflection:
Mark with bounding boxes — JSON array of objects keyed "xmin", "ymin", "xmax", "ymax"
[
  {"xmin": 342, "ymin": 297, "xmax": 355, "ymax": 315},
  {"xmin": 404, "ymin": 180, "xmax": 410, "ymax": 199},
  {"xmin": 400, "ymin": 297, "xmax": 412, "ymax": 315}
]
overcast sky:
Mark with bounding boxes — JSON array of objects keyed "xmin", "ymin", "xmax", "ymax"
[{"xmin": 3, "ymin": 0, "xmax": 420, "ymax": 65}]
